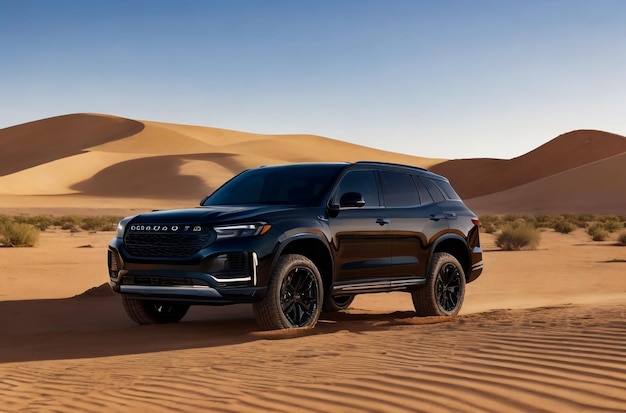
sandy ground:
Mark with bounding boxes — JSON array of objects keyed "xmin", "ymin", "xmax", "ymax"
[
  {"xmin": 2, "ymin": 114, "xmax": 625, "ymax": 412},
  {"xmin": 1, "ymin": 228, "xmax": 625, "ymax": 412}
]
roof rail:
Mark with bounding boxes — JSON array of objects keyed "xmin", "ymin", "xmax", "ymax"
[{"xmin": 354, "ymin": 160, "xmax": 428, "ymax": 171}]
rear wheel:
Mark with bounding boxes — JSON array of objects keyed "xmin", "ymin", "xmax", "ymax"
[
  {"xmin": 322, "ymin": 295, "xmax": 355, "ymax": 312},
  {"xmin": 412, "ymin": 252, "xmax": 465, "ymax": 317},
  {"xmin": 253, "ymin": 254, "xmax": 323, "ymax": 330},
  {"xmin": 122, "ymin": 296, "xmax": 190, "ymax": 324}
]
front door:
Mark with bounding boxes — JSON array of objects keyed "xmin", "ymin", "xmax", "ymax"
[{"xmin": 327, "ymin": 170, "xmax": 392, "ymax": 289}]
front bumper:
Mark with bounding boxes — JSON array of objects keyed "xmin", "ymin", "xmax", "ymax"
[{"xmin": 108, "ymin": 239, "xmax": 270, "ymax": 304}]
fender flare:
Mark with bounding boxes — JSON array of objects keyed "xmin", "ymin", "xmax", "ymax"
[
  {"xmin": 270, "ymin": 232, "xmax": 335, "ymax": 273},
  {"xmin": 427, "ymin": 233, "xmax": 471, "ymax": 276}
]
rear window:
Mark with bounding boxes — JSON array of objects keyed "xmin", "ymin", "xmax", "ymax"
[
  {"xmin": 433, "ymin": 179, "xmax": 461, "ymax": 200},
  {"xmin": 419, "ymin": 177, "xmax": 446, "ymax": 203}
]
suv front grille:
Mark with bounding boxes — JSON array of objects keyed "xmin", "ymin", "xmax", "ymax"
[{"xmin": 124, "ymin": 233, "xmax": 211, "ymax": 258}]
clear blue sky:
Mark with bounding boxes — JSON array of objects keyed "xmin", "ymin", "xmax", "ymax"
[{"xmin": 2, "ymin": 0, "xmax": 626, "ymax": 159}]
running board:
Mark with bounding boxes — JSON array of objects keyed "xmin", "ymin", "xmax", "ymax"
[{"xmin": 333, "ymin": 277, "xmax": 426, "ymax": 295}]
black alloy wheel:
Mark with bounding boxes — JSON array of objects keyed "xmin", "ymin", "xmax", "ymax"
[
  {"xmin": 435, "ymin": 262, "xmax": 462, "ymax": 312},
  {"xmin": 280, "ymin": 266, "xmax": 320, "ymax": 327},
  {"xmin": 253, "ymin": 254, "xmax": 323, "ymax": 330},
  {"xmin": 412, "ymin": 252, "xmax": 466, "ymax": 317}
]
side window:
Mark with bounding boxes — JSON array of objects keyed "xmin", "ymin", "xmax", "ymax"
[
  {"xmin": 380, "ymin": 171, "xmax": 421, "ymax": 207},
  {"xmin": 412, "ymin": 175, "xmax": 434, "ymax": 204},
  {"xmin": 419, "ymin": 177, "xmax": 446, "ymax": 203},
  {"xmin": 335, "ymin": 170, "xmax": 380, "ymax": 207}
]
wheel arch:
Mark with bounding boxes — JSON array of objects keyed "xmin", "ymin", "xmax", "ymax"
[
  {"xmin": 430, "ymin": 234, "xmax": 471, "ymax": 281},
  {"xmin": 273, "ymin": 234, "xmax": 334, "ymax": 296}
]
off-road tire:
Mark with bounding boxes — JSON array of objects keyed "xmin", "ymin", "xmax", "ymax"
[
  {"xmin": 412, "ymin": 252, "xmax": 466, "ymax": 316},
  {"xmin": 253, "ymin": 254, "xmax": 323, "ymax": 330},
  {"xmin": 322, "ymin": 295, "xmax": 355, "ymax": 312},
  {"xmin": 122, "ymin": 296, "xmax": 190, "ymax": 324}
]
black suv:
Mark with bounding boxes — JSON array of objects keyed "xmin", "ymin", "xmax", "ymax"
[{"xmin": 108, "ymin": 161, "xmax": 483, "ymax": 330}]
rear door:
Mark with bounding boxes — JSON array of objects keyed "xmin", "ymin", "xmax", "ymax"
[{"xmin": 379, "ymin": 170, "xmax": 447, "ymax": 285}]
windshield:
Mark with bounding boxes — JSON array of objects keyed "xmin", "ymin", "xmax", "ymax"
[{"xmin": 202, "ymin": 164, "xmax": 345, "ymax": 206}]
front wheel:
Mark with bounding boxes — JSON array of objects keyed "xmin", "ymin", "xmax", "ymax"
[
  {"xmin": 122, "ymin": 296, "xmax": 190, "ymax": 324},
  {"xmin": 253, "ymin": 254, "xmax": 323, "ymax": 330},
  {"xmin": 412, "ymin": 252, "xmax": 466, "ymax": 317}
]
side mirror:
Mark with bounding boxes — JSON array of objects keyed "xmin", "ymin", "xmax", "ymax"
[{"xmin": 340, "ymin": 192, "xmax": 366, "ymax": 208}]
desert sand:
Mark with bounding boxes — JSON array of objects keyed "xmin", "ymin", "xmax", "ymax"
[
  {"xmin": 1, "ymin": 114, "xmax": 625, "ymax": 412},
  {"xmin": 1, "ymin": 229, "xmax": 625, "ymax": 412}
]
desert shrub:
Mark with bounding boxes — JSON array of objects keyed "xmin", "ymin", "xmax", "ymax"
[
  {"xmin": 13, "ymin": 215, "xmax": 53, "ymax": 231},
  {"xmin": 533, "ymin": 214, "xmax": 559, "ymax": 229},
  {"xmin": 596, "ymin": 215, "xmax": 621, "ymax": 233},
  {"xmin": 592, "ymin": 230, "xmax": 609, "ymax": 241},
  {"xmin": 0, "ymin": 222, "xmax": 39, "ymax": 247},
  {"xmin": 502, "ymin": 213, "xmax": 525, "ymax": 225},
  {"xmin": 553, "ymin": 219, "xmax": 576, "ymax": 234},
  {"xmin": 470, "ymin": 214, "xmax": 623, "ymax": 236},
  {"xmin": 495, "ymin": 223, "xmax": 541, "ymax": 251},
  {"xmin": 79, "ymin": 216, "xmax": 119, "ymax": 232},
  {"xmin": 479, "ymin": 215, "xmax": 501, "ymax": 234},
  {"xmin": 51, "ymin": 215, "xmax": 81, "ymax": 230},
  {"xmin": 617, "ymin": 231, "xmax": 626, "ymax": 246},
  {"xmin": 562, "ymin": 213, "xmax": 592, "ymax": 228},
  {"xmin": 587, "ymin": 223, "xmax": 609, "ymax": 241}
]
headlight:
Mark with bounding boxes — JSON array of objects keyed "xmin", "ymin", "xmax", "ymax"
[
  {"xmin": 115, "ymin": 216, "xmax": 135, "ymax": 238},
  {"xmin": 214, "ymin": 222, "xmax": 272, "ymax": 240}
]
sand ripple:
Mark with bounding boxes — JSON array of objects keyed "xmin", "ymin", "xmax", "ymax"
[{"xmin": 1, "ymin": 303, "xmax": 625, "ymax": 412}]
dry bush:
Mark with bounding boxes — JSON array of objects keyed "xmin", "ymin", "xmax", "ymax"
[
  {"xmin": 13, "ymin": 215, "xmax": 53, "ymax": 231},
  {"xmin": 553, "ymin": 220, "xmax": 576, "ymax": 234},
  {"xmin": 52, "ymin": 215, "xmax": 81, "ymax": 230},
  {"xmin": 617, "ymin": 231, "xmax": 626, "ymax": 246},
  {"xmin": 588, "ymin": 223, "xmax": 609, "ymax": 241},
  {"xmin": 479, "ymin": 215, "xmax": 500, "ymax": 234},
  {"xmin": 79, "ymin": 216, "xmax": 119, "ymax": 232},
  {"xmin": 532, "ymin": 214, "xmax": 559, "ymax": 229},
  {"xmin": 495, "ymin": 223, "xmax": 541, "ymax": 251},
  {"xmin": 0, "ymin": 222, "xmax": 40, "ymax": 247},
  {"xmin": 592, "ymin": 231, "xmax": 609, "ymax": 241},
  {"xmin": 561, "ymin": 213, "xmax": 594, "ymax": 228},
  {"xmin": 596, "ymin": 215, "xmax": 622, "ymax": 233}
]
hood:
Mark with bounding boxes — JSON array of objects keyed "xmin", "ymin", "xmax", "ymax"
[{"xmin": 129, "ymin": 205, "xmax": 299, "ymax": 225}]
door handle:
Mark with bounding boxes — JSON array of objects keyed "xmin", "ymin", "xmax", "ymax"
[
  {"xmin": 430, "ymin": 212, "xmax": 457, "ymax": 221},
  {"xmin": 376, "ymin": 218, "xmax": 390, "ymax": 226}
]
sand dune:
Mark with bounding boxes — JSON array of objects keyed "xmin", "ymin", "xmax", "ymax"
[
  {"xmin": 467, "ymin": 152, "xmax": 626, "ymax": 214},
  {"xmin": 2, "ymin": 114, "xmax": 625, "ymax": 215},
  {"xmin": 0, "ymin": 114, "xmax": 443, "ymax": 204},
  {"xmin": 0, "ymin": 114, "xmax": 144, "ymax": 176},
  {"xmin": 430, "ymin": 129, "xmax": 626, "ymax": 199}
]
